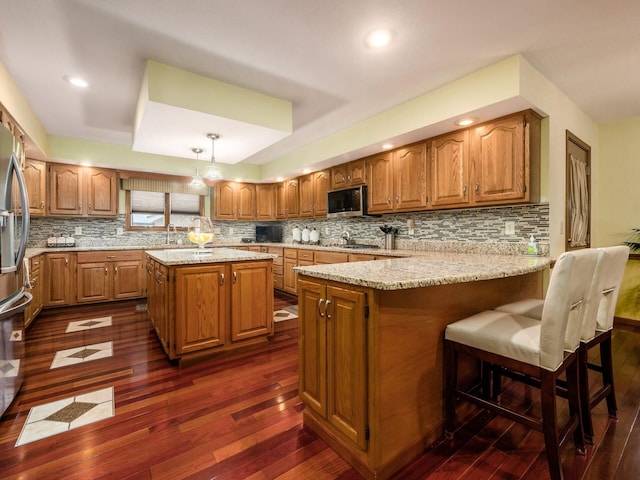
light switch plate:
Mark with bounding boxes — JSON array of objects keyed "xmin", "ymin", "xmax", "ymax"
[
  {"xmin": 505, "ymin": 221, "xmax": 515, "ymax": 235},
  {"xmin": 75, "ymin": 226, "xmax": 82, "ymax": 235},
  {"xmin": 116, "ymin": 227, "xmax": 123, "ymax": 235}
]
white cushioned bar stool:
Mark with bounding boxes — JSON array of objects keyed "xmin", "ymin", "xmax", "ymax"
[
  {"xmin": 494, "ymin": 246, "xmax": 629, "ymax": 442},
  {"xmin": 444, "ymin": 249, "xmax": 599, "ymax": 480}
]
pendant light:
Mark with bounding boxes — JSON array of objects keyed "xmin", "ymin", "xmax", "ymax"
[
  {"xmin": 203, "ymin": 133, "xmax": 222, "ymax": 180},
  {"xmin": 189, "ymin": 148, "xmax": 206, "ymax": 187}
]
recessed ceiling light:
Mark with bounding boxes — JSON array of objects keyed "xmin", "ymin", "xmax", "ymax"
[
  {"xmin": 364, "ymin": 29, "xmax": 395, "ymax": 49},
  {"xmin": 382, "ymin": 143, "xmax": 394, "ymax": 150},
  {"xmin": 63, "ymin": 75, "xmax": 89, "ymax": 88},
  {"xmin": 276, "ymin": 177, "xmax": 284, "ymax": 182},
  {"xmin": 302, "ymin": 168, "xmax": 311, "ymax": 174},
  {"xmin": 455, "ymin": 118, "xmax": 476, "ymax": 126},
  {"xmin": 234, "ymin": 177, "xmax": 243, "ymax": 182}
]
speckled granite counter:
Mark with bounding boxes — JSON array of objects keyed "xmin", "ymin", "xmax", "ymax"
[
  {"xmin": 294, "ymin": 251, "xmax": 550, "ymax": 290},
  {"xmin": 145, "ymin": 247, "xmax": 276, "ymax": 266}
]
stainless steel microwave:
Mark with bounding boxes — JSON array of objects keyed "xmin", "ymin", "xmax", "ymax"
[{"xmin": 327, "ymin": 185, "xmax": 368, "ymax": 218}]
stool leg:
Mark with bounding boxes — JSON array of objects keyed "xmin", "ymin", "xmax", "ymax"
[
  {"xmin": 600, "ymin": 331, "xmax": 618, "ymax": 418},
  {"xmin": 578, "ymin": 343, "xmax": 595, "ymax": 443},
  {"xmin": 566, "ymin": 357, "xmax": 586, "ymax": 454},
  {"xmin": 540, "ymin": 370, "xmax": 563, "ymax": 480},
  {"xmin": 444, "ymin": 340, "xmax": 457, "ymax": 439}
]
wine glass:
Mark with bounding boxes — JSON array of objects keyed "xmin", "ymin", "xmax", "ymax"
[{"xmin": 187, "ymin": 216, "xmax": 214, "ymax": 249}]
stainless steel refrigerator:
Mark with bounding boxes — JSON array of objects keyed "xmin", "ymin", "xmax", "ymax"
[{"xmin": 0, "ymin": 121, "xmax": 32, "ymax": 418}]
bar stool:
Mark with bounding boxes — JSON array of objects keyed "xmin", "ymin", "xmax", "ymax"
[
  {"xmin": 444, "ymin": 249, "xmax": 599, "ymax": 480},
  {"xmin": 494, "ymin": 246, "xmax": 629, "ymax": 442}
]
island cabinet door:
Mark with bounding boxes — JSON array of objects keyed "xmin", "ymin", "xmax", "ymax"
[
  {"xmin": 230, "ymin": 261, "xmax": 274, "ymax": 341},
  {"xmin": 175, "ymin": 265, "xmax": 227, "ymax": 355}
]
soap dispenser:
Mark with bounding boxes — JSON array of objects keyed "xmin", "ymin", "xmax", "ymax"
[{"xmin": 527, "ymin": 235, "xmax": 538, "ymax": 255}]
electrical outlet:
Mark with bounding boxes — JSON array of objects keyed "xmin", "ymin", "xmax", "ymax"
[
  {"xmin": 505, "ymin": 221, "xmax": 515, "ymax": 235},
  {"xmin": 116, "ymin": 227, "xmax": 123, "ymax": 235},
  {"xmin": 229, "ymin": 227, "xmax": 234, "ymax": 235},
  {"xmin": 214, "ymin": 227, "xmax": 221, "ymax": 234},
  {"xmin": 325, "ymin": 227, "xmax": 329, "ymax": 235},
  {"xmin": 75, "ymin": 226, "xmax": 82, "ymax": 235}
]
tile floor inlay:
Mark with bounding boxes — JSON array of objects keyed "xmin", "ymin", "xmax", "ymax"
[
  {"xmin": 15, "ymin": 387, "xmax": 114, "ymax": 447},
  {"xmin": 65, "ymin": 316, "xmax": 112, "ymax": 333},
  {"xmin": 0, "ymin": 359, "xmax": 19, "ymax": 377},
  {"xmin": 50, "ymin": 342, "xmax": 113, "ymax": 369},
  {"xmin": 273, "ymin": 308, "xmax": 298, "ymax": 322}
]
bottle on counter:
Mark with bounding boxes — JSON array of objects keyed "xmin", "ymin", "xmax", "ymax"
[
  {"xmin": 310, "ymin": 228, "xmax": 319, "ymax": 244},
  {"xmin": 301, "ymin": 226, "xmax": 310, "ymax": 243},
  {"xmin": 292, "ymin": 226, "xmax": 301, "ymax": 242},
  {"xmin": 527, "ymin": 235, "xmax": 538, "ymax": 255}
]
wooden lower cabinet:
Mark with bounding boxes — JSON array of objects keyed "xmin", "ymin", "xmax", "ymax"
[
  {"xmin": 45, "ymin": 252, "xmax": 75, "ymax": 306},
  {"xmin": 297, "ymin": 270, "xmax": 544, "ymax": 480},
  {"xmin": 24, "ymin": 255, "xmax": 43, "ymax": 328},
  {"xmin": 76, "ymin": 250, "xmax": 144, "ymax": 304},
  {"xmin": 146, "ymin": 258, "xmax": 274, "ymax": 363}
]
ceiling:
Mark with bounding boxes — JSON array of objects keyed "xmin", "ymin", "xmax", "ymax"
[{"xmin": 0, "ymin": 0, "xmax": 639, "ymax": 176}]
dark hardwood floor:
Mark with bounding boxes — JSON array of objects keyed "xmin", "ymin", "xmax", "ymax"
[{"xmin": 1, "ymin": 293, "xmax": 639, "ymax": 479}]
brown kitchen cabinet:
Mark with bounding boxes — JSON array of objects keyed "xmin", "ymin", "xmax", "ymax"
[
  {"xmin": 299, "ymin": 169, "xmax": 330, "ymax": 218},
  {"xmin": 255, "ymin": 183, "xmax": 276, "ymax": 220},
  {"xmin": 214, "ymin": 181, "xmax": 256, "ymax": 220},
  {"xmin": 298, "ymin": 278, "xmax": 368, "ymax": 450},
  {"xmin": 314, "ymin": 250, "xmax": 349, "ymax": 265},
  {"xmin": 267, "ymin": 246, "xmax": 284, "ymax": 290},
  {"xmin": 276, "ymin": 179, "xmax": 299, "ymax": 219},
  {"xmin": 146, "ymin": 257, "xmax": 171, "ymax": 356},
  {"xmin": 24, "ymin": 254, "xmax": 44, "ymax": 328},
  {"xmin": 76, "ymin": 250, "xmax": 144, "ymax": 304},
  {"xmin": 44, "ymin": 252, "xmax": 75, "ymax": 306},
  {"xmin": 430, "ymin": 129, "xmax": 471, "ymax": 208},
  {"xmin": 48, "ymin": 164, "xmax": 118, "ymax": 216},
  {"xmin": 330, "ymin": 158, "xmax": 366, "ymax": 190},
  {"xmin": 283, "ymin": 248, "xmax": 298, "ymax": 294},
  {"xmin": 24, "ymin": 159, "xmax": 47, "ymax": 216},
  {"xmin": 230, "ymin": 261, "xmax": 274, "ymax": 341}
]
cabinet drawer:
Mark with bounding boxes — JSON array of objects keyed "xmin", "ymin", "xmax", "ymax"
[
  {"xmin": 273, "ymin": 275, "xmax": 284, "ymax": 290},
  {"xmin": 298, "ymin": 250, "xmax": 315, "ymax": 261},
  {"xmin": 77, "ymin": 250, "xmax": 142, "ymax": 263},
  {"xmin": 267, "ymin": 246, "xmax": 284, "ymax": 256},
  {"xmin": 315, "ymin": 251, "xmax": 348, "ymax": 264},
  {"xmin": 273, "ymin": 265, "xmax": 284, "ymax": 276},
  {"xmin": 30, "ymin": 256, "xmax": 42, "ymax": 274},
  {"xmin": 272, "ymin": 256, "xmax": 283, "ymax": 267},
  {"xmin": 348, "ymin": 253, "xmax": 376, "ymax": 262},
  {"xmin": 284, "ymin": 248, "xmax": 298, "ymax": 259}
]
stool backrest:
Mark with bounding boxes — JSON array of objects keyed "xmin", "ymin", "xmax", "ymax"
[
  {"xmin": 580, "ymin": 245, "xmax": 630, "ymax": 338},
  {"xmin": 540, "ymin": 249, "xmax": 598, "ymax": 370}
]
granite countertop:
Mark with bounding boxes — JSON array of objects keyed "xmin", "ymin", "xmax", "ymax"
[
  {"xmin": 293, "ymin": 252, "xmax": 550, "ymax": 290},
  {"xmin": 145, "ymin": 247, "xmax": 277, "ymax": 266}
]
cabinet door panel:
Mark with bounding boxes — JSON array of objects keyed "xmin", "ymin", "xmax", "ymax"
[
  {"xmin": 113, "ymin": 260, "xmax": 144, "ymax": 299},
  {"xmin": 298, "ymin": 279, "xmax": 327, "ymax": 417},
  {"xmin": 313, "ymin": 170, "xmax": 330, "ymax": 217},
  {"xmin": 231, "ymin": 261, "xmax": 273, "ymax": 341},
  {"xmin": 299, "ymin": 174, "xmax": 314, "ymax": 218},
  {"xmin": 326, "ymin": 286, "xmax": 368, "ymax": 450},
  {"xmin": 348, "ymin": 159, "xmax": 366, "ymax": 185},
  {"xmin": 45, "ymin": 254, "xmax": 74, "ymax": 306},
  {"xmin": 236, "ymin": 183, "xmax": 256, "ymax": 220},
  {"xmin": 175, "ymin": 265, "xmax": 227, "ymax": 354},
  {"xmin": 256, "ymin": 184, "xmax": 275, "ymax": 220},
  {"xmin": 24, "ymin": 159, "xmax": 46, "ymax": 215},
  {"xmin": 285, "ymin": 180, "xmax": 299, "ymax": 218},
  {"xmin": 394, "ymin": 143, "xmax": 428, "ymax": 212},
  {"xmin": 215, "ymin": 182, "xmax": 236, "ymax": 219},
  {"xmin": 366, "ymin": 152, "xmax": 393, "ymax": 214},
  {"xmin": 76, "ymin": 263, "xmax": 110, "ymax": 303},
  {"xmin": 430, "ymin": 130, "xmax": 470, "ymax": 207},
  {"xmin": 87, "ymin": 168, "xmax": 117, "ymax": 216},
  {"xmin": 283, "ymin": 258, "xmax": 297, "ymax": 294},
  {"xmin": 49, "ymin": 164, "xmax": 82, "ymax": 215}
]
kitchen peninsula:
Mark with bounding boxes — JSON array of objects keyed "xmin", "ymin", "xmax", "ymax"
[
  {"xmin": 145, "ymin": 247, "xmax": 275, "ymax": 366},
  {"xmin": 295, "ymin": 253, "xmax": 550, "ymax": 480}
]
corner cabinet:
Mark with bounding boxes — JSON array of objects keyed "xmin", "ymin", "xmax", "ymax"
[
  {"xmin": 48, "ymin": 164, "xmax": 118, "ymax": 216},
  {"xmin": 298, "ymin": 278, "xmax": 368, "ymax": 450}
]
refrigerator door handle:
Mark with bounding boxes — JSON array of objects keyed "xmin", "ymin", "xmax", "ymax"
[
  {"xmin": 10, "ymin": 152, "xmax": 30, "ymax": 270},
  {"xmin": 0, "ymin": 290, "xmax": 31, "ymax": 316}
]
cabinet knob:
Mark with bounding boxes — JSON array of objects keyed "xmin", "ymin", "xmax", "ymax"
[
  {"xmin": 104, "ymin": 268, "xmax": 108, "ymax": 275},
  {"xmin": 395, "ymin": 195, "xmax": 399, "ymax": 203},
  {"xmin": 220, "ymin": 273, "xmax": 225, "ymax": 285},
  {"xmin": 387, "ymin": 196, "xmax": 391, "ymax": 205},
  {"xmin": 318, "ymin": 298, "xmax": 326, "ymax": 317},
  {"xmin": 40, "ymin": 200, "xmax": 45, "ymax": 209},
  {"xmin": 325, "ymin": 300, "xmax": 332, "ymax": 319},
  {"xmin": 463, "ymin": 185, "xmax": 467, "ymax": 195},
  {"xmin": 107, "ymin": 255, "xmax": 116, "ymax": 259},
  {"xmin": 475, "ymin": 183, "xmax": 479, "ymax": 194},
  {"xmin": 233, "ymin": 271, "xmax": 237, "ymax": 284},
  {"xmin": 114, "ymin": 267, "xmax": 118, "ymax": 274}
]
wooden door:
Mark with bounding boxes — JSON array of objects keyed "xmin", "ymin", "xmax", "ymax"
[
  {"xmin": 236, "ymin": 183, "xmax": 256, "ymax": 220},
  {"xmin": 285, "ymin": 179, "xmax": 299, "ymax": 218},
  {"xmin": 366, "ymin": 152, "xmax": 393, "ymax": 214},
  {"xmin": 113, "ymin": 260, "xmax": 144, "ymax": 299},
  {"xmin": 330, "ymin": 164, "xmax": 348, "ymax": 190},
  {"xmin": 49, "ymin": 164, "xmax": 83, "ymax": 215},
  {"xmin": 215, "ymin": 181, "xmax": 236, "ymax": 219},
  {"xmin": 230, "ymin": 261, "xmax": 273, "ymax": 341},
  {"xmin": 471, "ymin": 113, "xmax": 527, "ymax": 204},
  {"xmin": 86, "ymin": 168, "xmax": 117, "ymax": 216},
  {"xmin": 76, "ymin": 262, "xmax": 111, "ymax": 303},
  {"xmin": 255, "ymin": 184, "xmax": 275, "ymax": 220},
  {"xmin": 45, "ymin": 253, "xmax": 74, "ymax": 306},
  {"xmin": 325, "ymin": 285, "xmax": 368, "ymax": 450},
  {"xmin": 24, "ymin": 159, "xmax": 46, "ymax": 215},
  {"xmin": 175, "ymin": 265, "xmax": 227, "ymax": 354},
  {"xmin": 394, "ymin": 143, "xmax": 428, "ymax": 212},
  {"xmin": 283, "ymin": 257, "xmax": 298, "ymax": 294},
  {"xmin": 430, "ymin": 130, "xmax": 470, "ymax": 208},
  {"xmin": 313, "ymin": 170, "xmax": 330, "ymax": 217},
  {"xmin": 298, "ymin": 174, "xmax": 314, "ymax": 218},
  {"xmin": 298, "ymin": 278, "xmax": 327, "ymax": 417},
  {"xmin": 155, "ymin": 263, "xmax": 171, "ymax": 357},
  {"xmin": 348, "ymin": 159, "xmax": 366, "ymax": 185}
]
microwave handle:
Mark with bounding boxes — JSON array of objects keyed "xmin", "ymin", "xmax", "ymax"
[{"xmin": 10, "ymin": 152, "xmax": 30, "ymax": 270}]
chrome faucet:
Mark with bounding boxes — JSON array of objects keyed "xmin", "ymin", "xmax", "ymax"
[
  {"xmin": 341, "ymin": 230, "xmax": 350, "ymax": 245},
  {"xmin": 166, "ymin": 224, "xmax": 175, "ymax": 244}
]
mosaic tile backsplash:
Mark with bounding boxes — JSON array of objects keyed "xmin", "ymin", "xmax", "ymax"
[{"xmin": 28, "ymin": 203, "xmax": 549, "ymax": 254}]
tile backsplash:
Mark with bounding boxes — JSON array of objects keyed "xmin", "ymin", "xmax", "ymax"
[{"xmin": 28, "ymin": 203, "xmax": 549, "ymax": 254}]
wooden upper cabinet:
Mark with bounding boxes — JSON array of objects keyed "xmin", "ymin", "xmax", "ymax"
[
  {"xmin": 255, "ymin": 183, "xmax": 275, "ymax": 220},
  {"xmin": 430, "ymin": 130, "xmax": 471, "ymax": 208},
  {"xmin": 86, "ymin": 168, "xmax": 118, "ymax": 216},
  {"xmin": 299, "ymin": 170, "xmax": 330, "ymax": 218},
  {"xmin": 275, "ymin": 182, "xmax": 286, "ymax": 219},
  {"xmin": 394, "ymin": 143, "xmax": 428, "ymax": 212},
  {"xmin": 285, "ymin": 179, "xmax": 299, "ymax": 218},
  {"xmin": 471, "ymin": 110, "xmax": 541, "ymax": 205},
  {"xmin": 214, "ymin": 181, "xmax": 256, "ymax": 220},
  {"xmin": 49, "ymin": 164, "xmax": 118, "ymax": 217},
  {"xmin": 366, "ymin": 152, "xmax": 394, "ymax": 214},
  {"xmin": 330, "ymin": 158, "xmax": 366, "ymax": 190},
  {"xmin": 24, "ymin": 159, "xmax": 47, "ymax": 216}
]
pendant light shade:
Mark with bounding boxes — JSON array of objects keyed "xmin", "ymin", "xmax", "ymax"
[
  {"xmin": 203, "ymin": 133, "xmax": 222, "ymax": 180},
  {"xmin": 189, "ymin": 148, "xmax": 206, "ymax": 187}
]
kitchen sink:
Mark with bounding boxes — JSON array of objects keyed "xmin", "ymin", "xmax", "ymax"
[{"xmin": 340, "ymin": 244, "xmax": 380, "ymax": 249}]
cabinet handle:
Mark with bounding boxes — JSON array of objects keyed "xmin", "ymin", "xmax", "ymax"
[
  {"xmin": 88, "ymin": 203, "xmax": 92, "ymax": 211},
  {"xmin": 114, "ymin": 267, "xmax": 118, "ymax": 275},
  {"xmin": 220, "ymin": 273, "xmax": 225, "ymax": 285},
  {"xmin": 395, "ymin": 195, "xmax": 399, "ymax": 203},
  {"xmin": 104, "ymin": 268, "xmax": 108, "ymax": 275},
  {"xmin": 318, "ymin": 298, "xmax": 325, "ymax": 317},
  {"xmin": 146, "ymin": 264, "xmax": 152, "ymax": 275},
  {"xmin": 463, "ymin": 185, "xmax": 467, "ymax": 196},
  {"xmin": 387, "ymin": 196, "xmax": 391, "ymax": 205},
  {"xmin": 233, "ymin": 271, "xmax": 237, "ymax": 284},
  {"xmin": 475, "ymin": 183, "xmax": 479, "ymax": 194},
  {"xmin": 40, "ymin": 200, "xmax": 45, "ymax": 209},
  {"xmin": 156, "ymin": 272, "xmax": 162, "ymax": 284},
  {"xmin": 65, "ymin": 258, "xmax": 68, "ymax": 266},
  {"xmin": 325, "ymin": 300, "xmax": 332, "ymax": 319},
  {"xmin": 107, "ymin": 255, "xmax": 116, "ymax": 259}
]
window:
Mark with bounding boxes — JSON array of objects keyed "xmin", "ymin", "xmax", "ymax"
[{"xmin": 126, "ymin": 190, "xmax": 204, "ymax": 230}]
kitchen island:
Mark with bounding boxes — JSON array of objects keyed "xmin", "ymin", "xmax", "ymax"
[
  {"xmin": 145, "ymin": 248, "xmax": 275, "ymax": 366},
  {"xmin": 294, "ymin": 252, "xmax": 550, "ymax": 480}
]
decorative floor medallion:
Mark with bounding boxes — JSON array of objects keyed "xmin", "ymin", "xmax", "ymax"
[
  {"xmin": 0, "ymin": 359, "xmax": 20, "ymax": 378},
  {"xmin": 65, "ymin": 316, "xmax": 112, "ymax": 333},
  {"xmin": 15, "ymin": 387, "xmax": 114, "ymax": 447},
  {"xmin": 273, "ymin": 305, "xmax": 298, "ymax": 322},
  {"xmin": 50, "ymin": 341, "xmax": 113, "ymax": 369}
]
